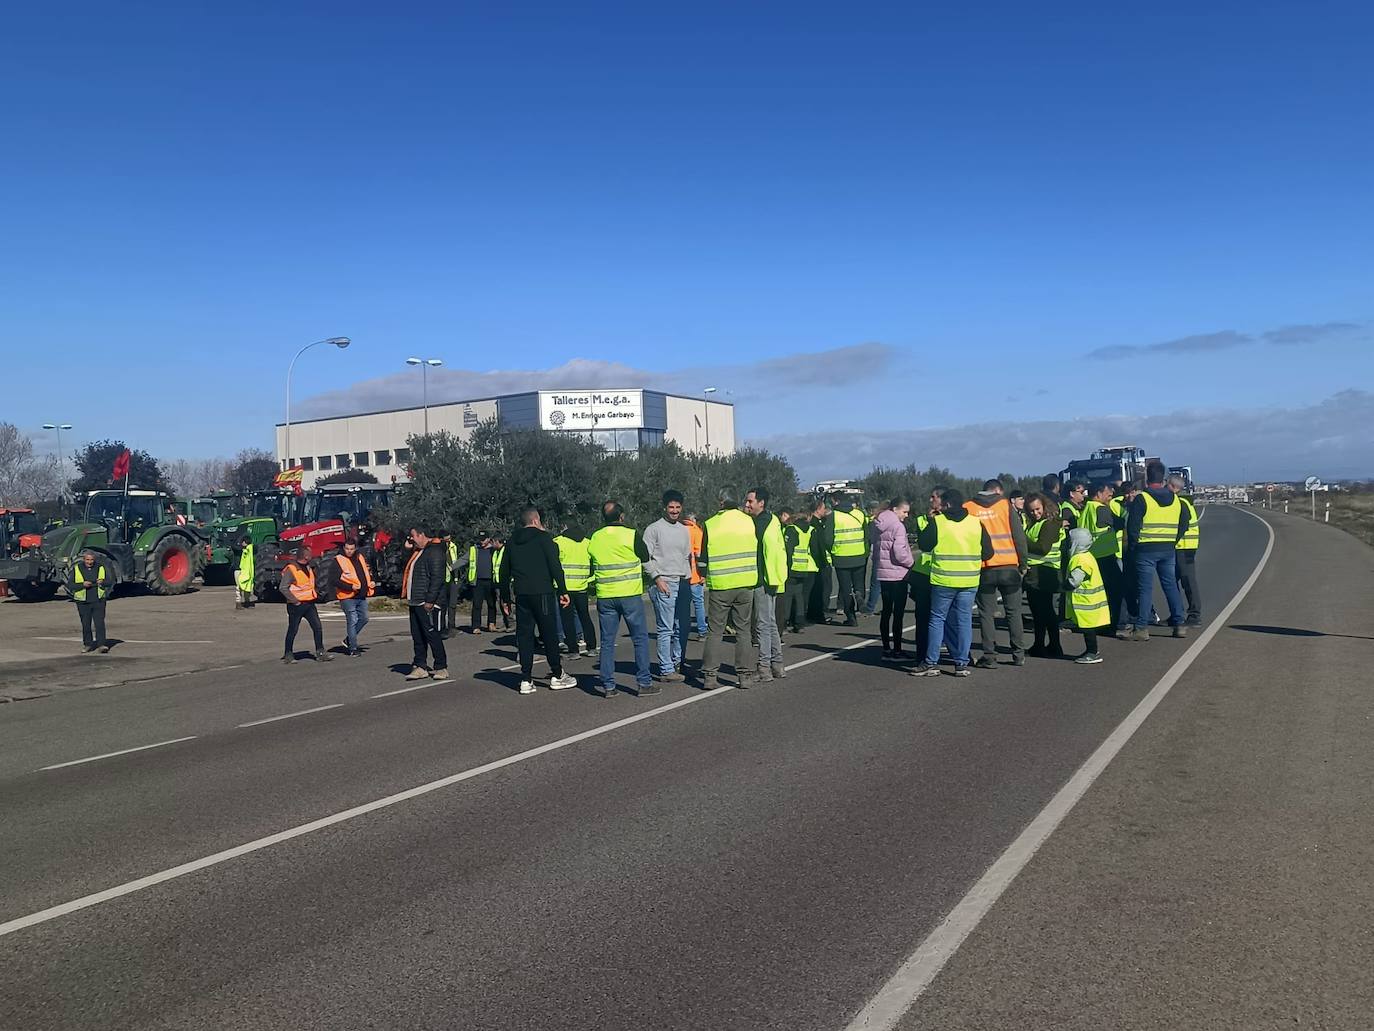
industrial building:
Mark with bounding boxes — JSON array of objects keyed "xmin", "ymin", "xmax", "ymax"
[{"xmin": 276, "ymin": 389, "xmax": 736, "ymax": 488}]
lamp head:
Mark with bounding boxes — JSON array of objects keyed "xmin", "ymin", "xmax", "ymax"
[
  {"xmin": 328, "ymin": 337, "xmax": 351, "ymax": 349},
  {"xmin": 406, "ymin": 357, "xmax": 422, "ymax": 366},
  {"xmin": 426, "ymin": 358, "xmax": 444, "ymax": 367}
]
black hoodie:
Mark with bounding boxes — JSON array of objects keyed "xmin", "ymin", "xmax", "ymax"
[{"xmin": 498, "ymin": 524, "xmax": 567, "ymax": 601}]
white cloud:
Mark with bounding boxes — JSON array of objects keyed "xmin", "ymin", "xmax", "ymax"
[
  {"xmin": 747, "ymin": 390, "xmax": 1374, "ymax": 485},
  {"xmin": 296, "ymin": 342, "xmax": 896, "ymax": 419}
]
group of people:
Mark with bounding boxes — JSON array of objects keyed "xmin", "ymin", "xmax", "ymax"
[
  {"xmin": 869, "ymin": 460, "xmax": 1202, "ymax": 674},
  {"xmin": 80, "ymin": 459, "xmax": 1201, "ymax": 696}
]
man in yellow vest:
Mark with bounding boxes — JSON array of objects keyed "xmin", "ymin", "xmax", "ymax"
[
  {"xmin": 782, "ymin": 511, "xmax": 817, "ymax": 634},
  {"xmin": 1084, "ymin": 482, "xmax": 1125, "ymax": 634},
  {"xmin": 466, "ymin": 534, "xmax": 502, "ymax": 635},
  {"xmin": 69, "ymin": 549, "xmax": 111, "ymax": 653},
  {"xmin": 827, "ymin": 496, "xmax": 868, "ymax": 626},
  {"xmin": 964, "ymin": 479, "xmax": 1028, "ymax": 668},
  {"xmin": 587, "ymin": 502, "xmax": 653, "ymax": 698},
  {"xmin": 1125, "ymin": 460, "xmax": 1189, "ymax": 641},
  {"xmin": 1170, "ymin": 473, "xmax": 1202, "ymax": 625},
  {"xmin": 700, "ymin": 492, "xmax": 761, "ymax": 689},
  {"xmin": 553, "ymin": 523, "xmax": 596, "ymax": 657},
  {"xmin": 235, "ymin": 535, "xmax": 256, "ymax": 610},
  {"xmin": 909, "ymin": 489, "xmax": 993, "ymax": 678},
  {"xmin": 745, "ymin": 487, "xmax": 788, "ymax": 682}
]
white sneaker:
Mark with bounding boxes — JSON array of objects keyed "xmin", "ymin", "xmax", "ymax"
[
  {"xmin": 518, "ymin": 680, "xmax": 537, "ymax": 695},
  {"xmin": 549, "ymin": 673, "xmax": 577, "ymax": 691}
]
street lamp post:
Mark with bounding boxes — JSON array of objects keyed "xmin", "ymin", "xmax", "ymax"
[
  {"xmin": 284, "ymin": 337, "xmax": 350, "ymax": 468},
  {"xmin": 41, "ymin": 422, "xmax": 73, "ymax": 498},
  {"xmin": 406, "ymin": 357, "xmax": 444, "ymax": 435},
  {"xmin": 703, "ymin": 387, "xmax": 717, "ymax": 454}
]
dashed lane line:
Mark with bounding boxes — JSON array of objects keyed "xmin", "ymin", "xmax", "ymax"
[
  {"xmin": 236, "ymin": 704, "xmax": 344, "ymax": 728},
  {"xmin": 40, "ymin": 738, "xmax": 199, "ymax": 771},
  {"xmin": 4, "ymin": 623, "xmax": 894, "ymax": 938}
]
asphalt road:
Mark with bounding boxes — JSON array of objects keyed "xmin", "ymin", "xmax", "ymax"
[{"xmin": 1, "ymin": 505, "xmax": 1365, "ymax": 1030}]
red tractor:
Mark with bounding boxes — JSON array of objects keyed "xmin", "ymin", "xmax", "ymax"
[{"xmin": 257, "ymin": 483, "xmax": 396, "ymax": 597}]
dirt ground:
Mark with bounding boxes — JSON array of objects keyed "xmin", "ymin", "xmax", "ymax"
[{"xmin": 0, "ymin": 586, "xmax": 423, "ymax": 701}]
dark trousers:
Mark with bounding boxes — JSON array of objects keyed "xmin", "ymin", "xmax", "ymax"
[
  {"xmin": 908, "ymin": 573, "xmax": 931, "ymax": 661},
  {"xmin": 1026, "ymin": 580, "xmax": 1063, "ymax": 655},
  {"xmin": 783, "ymin": 573, "xmax": 813, "ymax": 630},
  {"xmin": 516, "ymin": 593, "xmax": 564, "ymax": 679},
  {"xmin": 444, "ymin": 580, "xmax": 462, "ymax": 636},
  {"xmin": 471, "ymin": 580, "xmax": 498, "ymax": 628},
  {"xmin": 1176, "ymin": 550, "xmax": 1201, "ymax": 620},
  {"xmin": 409, "ymin": 604, "xmax": 447, "ymax": 670},
  {"xmin": 285, "ymin": 601, "xmax": 323, "ymax": 655},
  {"xmin": 834, "ymin": 563, "xmax": 865, "ymax": 622},
  {"xmin": 808, "ymin": 565, "xmax": 832, "ymax": 622},
  {"xmin": 879, "ymin": 580, "xmax": 908, "ymax": 651},
  {"xmin": 1082, "ymin": 628, "xmax": 1100, "ymax": 654},
  {"xmin": 560, "ymin": 590, "xmax": 597, "ymax": 651},
  {"xmin": 1097, "ymin": 554, "xmax": 1125, "ymax": 630},
  {"xmin": 976, "ymin": 566, "xmax": 1026, "ymax": 658},
  {"xmin": 77, "ymin": 600, "xmax": 107, "ymax": 648}
]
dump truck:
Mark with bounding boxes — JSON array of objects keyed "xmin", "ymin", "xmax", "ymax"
[{"xmin": 0, "ymin": 489, "xmax": 205, "ymax": 601}]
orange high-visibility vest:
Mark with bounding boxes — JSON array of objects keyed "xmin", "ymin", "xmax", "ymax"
[
  {"xmin": 334, "ymin": 553, "xmax": 374, "ymax": 599},
  {"xmin": 686, "ymin": 520, "xmax": 704, "ymax": 586},
  {"xmin": 284, "ymin": 562, "xmax": 318, "ymax": 603},
  {"xmin": 964, "ymin": 497, "xmax": 1018, "ymax": 569}
]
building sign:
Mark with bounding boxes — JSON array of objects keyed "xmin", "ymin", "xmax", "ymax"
[{"xmin": 538, "ymin": 389, "xmax": 643, "ymax": 431}]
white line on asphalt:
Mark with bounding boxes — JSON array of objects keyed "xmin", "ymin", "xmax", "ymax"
[
  {"xmin": 843, "ymin": 507, "xmax": 1275, "ymax": 1031},
  {"xmin": 40, "ymin": 737, "xmax": 199, "ymax": 772},
  {"xmin": 0, "ymin": 624, "xmax": 895, "ymax": 939},
  {"xmin": 236, "ymin": 704, "xmax": 344, "ymax": 728},
  {"xmin": 371, "ymin": 683, "xmax": 440, "ymax": 698}
]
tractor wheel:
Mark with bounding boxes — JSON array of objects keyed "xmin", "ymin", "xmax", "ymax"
[
  {"xmin": 10, "ymin": 580, "xmax": 58, "ymax": 602},
  {"xmin": 145, "ymin": 536, "xmax": 198, "ymax": 595},
  {"xmin": 311, "ymin": 554, "xmax": 336, "ymax": 601}
]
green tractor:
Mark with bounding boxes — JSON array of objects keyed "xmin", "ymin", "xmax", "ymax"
[
  {"xmin": 202, "ymin": 487, "xmax": 301, "ymax": 592},
  {"xmin": 0, "ymin": 489, "xmax": 206, "ymax": 601}
]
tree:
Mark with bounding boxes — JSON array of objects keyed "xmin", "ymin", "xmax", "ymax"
[
  {"xmin": 317, "ymin": 468, "xmax": 379, "ymax": 485},
  {"xmin": 68, "ymin": 439, "xmax": 165, "ymax": 494},
  {"xmin": 162, "ymin": 457, "xmax": 232, "ymax": 497},
  {"xmin": 226, "ymin": 448, "xmax": 280, "ymax": 493},
  {"xmin": 388, "ymin": 420, "xmax": 800, "ymax": 546},
  {"xmin": 0, "ymin": 423, "xmax": 65, "ymax": 505}
]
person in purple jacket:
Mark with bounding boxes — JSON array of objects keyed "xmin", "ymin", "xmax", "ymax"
[{"xmin": 873, "ymin": 496, "xmax": 915, "ymax": 659}]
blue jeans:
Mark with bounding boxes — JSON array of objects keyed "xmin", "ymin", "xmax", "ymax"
[
  {"xmin": 864, "ymin": 560, "xmax": 881, "ymax": 614},
  {"xmin": 598, "ymin": 595, "xmax": 652, "ymax": 691},
  {"xmin": 924, "ymin": 585, "xmax": 975, "ymax": 667},
  {"xmin": 1133, "ymin": 548, "xmax": 1186, "ymax": 628},
  {"xmin": 650, "ymin": 577, "xmax": 693, "ymax": 675},
  {"xmin": 340, "ymin": 597, "xmax": 369, "ymax": 651},
  {"xmin": 690, "ymin": 581, "xmax": 707, "ymax": 635}
]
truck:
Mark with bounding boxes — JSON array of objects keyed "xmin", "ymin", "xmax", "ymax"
[
  {"xmin": 1059, "ymin": 445, "xmax": 1149, "ymax": 488},
  {"xmin": 0, "ymin": 489, "xmax": 206, "ymax": 601}
]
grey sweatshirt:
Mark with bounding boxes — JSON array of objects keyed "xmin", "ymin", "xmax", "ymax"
[{"xmin": 642, "ymin": 517, "xmax": 693, "ymax": 580}]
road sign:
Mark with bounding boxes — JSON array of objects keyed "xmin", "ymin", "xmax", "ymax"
[
  {"xmin": 1304, "ymin": 475, "xmax": 1321, "ymax": 491},
  {"xmin": 1266, "ymin": 483, "xmax": 1276, "ymax": 492}
]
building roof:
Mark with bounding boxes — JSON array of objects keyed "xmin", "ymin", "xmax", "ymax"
[{"xmin": 276, "ymin": 388, "xmax": 734, "ymax": 428}]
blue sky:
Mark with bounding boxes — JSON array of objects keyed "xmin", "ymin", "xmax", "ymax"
[{"xmin": 3, "ymin": 2, "xmax": 1371, "ymax": 482}]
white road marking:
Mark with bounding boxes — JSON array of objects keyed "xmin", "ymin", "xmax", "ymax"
[
  {"xmin": 40, "ymin": 737, "xmax": 198, "ymax": 771},
  {"xmin": 843, "ymin": 507, "xmax": 1275, "ymax": 1030},
  {"xmin": 0, "ymin": 624, "xmax": 897, "ymax": 939},
  {"xmin": 33, "ymin": 638, "xmax": 214, "ymax": 645},
  {"xmin": 236, "ymin": 704, "xmax": 344, "ymax": 728},
  {"xmin": 371, "ymin": 683, "xmax": 439, "ymax": 698}
]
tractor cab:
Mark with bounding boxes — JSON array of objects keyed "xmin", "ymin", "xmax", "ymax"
[
  {"xmin": 85, "ymin": 490, "xmax": 178, "ymax": 544},
  {"xmin": 0, "ymin": 508, "xmax": 43, "ymax": 561}
]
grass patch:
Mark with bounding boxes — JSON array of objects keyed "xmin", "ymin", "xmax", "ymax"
[{"xmin": 1268, "ymin": 493, "xmax": 1374, "ymax": 550}]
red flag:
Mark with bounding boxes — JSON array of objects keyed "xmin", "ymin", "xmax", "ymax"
[{"xmin": 112, "ymin": 449, "xmax": 132, "ymax": 481}]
